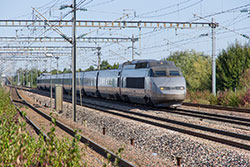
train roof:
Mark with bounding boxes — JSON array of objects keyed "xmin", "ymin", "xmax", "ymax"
[{"xmin": 122, "ymin": 59, "xmax": 176, "ymax": 68}]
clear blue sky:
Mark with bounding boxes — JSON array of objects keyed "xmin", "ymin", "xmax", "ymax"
[{"xmin": 0, "ymin": 0, "xmax": 249, "ymax": 75}]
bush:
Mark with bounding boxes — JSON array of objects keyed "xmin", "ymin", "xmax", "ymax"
[
  {"xmin": 0, "ymin": 88, "xmax": 84, "ymax": 166},
  {"xmin": 239, "ymin": 69, "xmax": 250, "ymax": 90},
  {"xmin": 208, "ymin": 95, "xmax": 217, "ymax": 105},
  {"xmin": 213, "ymin": 90, "xmax": 242, "ymax": 107},
  {"xmin": 186, "ymin": 90, "xmax": 211, "ymax": 104},
  {"xmin": 240, "ymin": 89, "xmax": 250, "ymax": 108},
  {"xmin": 185, "ymin": 89, "xmax": 250, "ymax": 108}
]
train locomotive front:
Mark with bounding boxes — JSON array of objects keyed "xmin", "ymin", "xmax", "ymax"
[
  {"xmin": 147, "ymin": 61, "xmax": 186, "ymax": 107},
  {"xmin": 121, "ymin": 60, "xmax": 186, "ymax": 107}
]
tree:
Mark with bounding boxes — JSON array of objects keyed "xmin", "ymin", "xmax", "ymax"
[
  {"xmin": 77, "ymin": 68, "xmax": 83, "ymax": 72},
  {"xmin": 100, "ymin": 60, "xmax": 112, "ymax": 70},
  {"xmin": 62, "ymin": 68, "xmax": 72, "ymax": 73},
  {"xmin": 14, "ymin": 68, "xmax": 42, "ymax": 87},
  {"xmin": 166, "ymin": 50, "xmax": 212, "ymax": 91},
  {"xmin": 84, "ymin": 65, "xmax": 95, "ymax": 72},
  {"xmin": 216, "ymin": 41, "xmax": 250, "ymax": 91},
  {"xmin": 111, "ymin": 62, "xmax": 119, "ymax": 69},
  {"xmin": 51, "ymin": 69, "xmax": 58, "ymax": 75},
  {"xmin": 84, "ymin": 61, "xmax": 119, "ymax": 71}
]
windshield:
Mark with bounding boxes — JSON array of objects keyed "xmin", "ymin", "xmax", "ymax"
[
  {"xmin": 149, "ymin": 69, "xmax": 181, "ymax": 77},
  {"xmin": 169, "ymin": 71, "xmax": 180, "ymax": 76},
  {"xmin": 154, "ymin": 71, "xmax": 166, "ymax": 76}
]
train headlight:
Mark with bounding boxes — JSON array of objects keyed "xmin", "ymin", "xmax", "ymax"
[
  {"xmin": 160, "ymin": 87, "xmax": 171, "ymax": 90},
  {"xmin": 176, "ymin": 86, "xmax": 185, "ymax": 90}
]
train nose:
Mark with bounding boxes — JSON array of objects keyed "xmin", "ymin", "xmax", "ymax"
[{"xmin": 152, "ymin": 77, "xmax": 186, "ymax": 100}]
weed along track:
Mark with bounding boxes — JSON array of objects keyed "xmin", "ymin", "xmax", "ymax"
[{"xmin": 9, "ymin": 86, "xmax": 136, "ymax": 167}]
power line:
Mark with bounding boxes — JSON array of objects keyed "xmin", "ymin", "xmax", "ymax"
[
  {"xmin": 191, "ymin": 3, "xmax": 250, "ymax": 21},
  {"xmin": 137, "ymin": 0, "xmax": 193, "ymax": 17},
  {"xmin": 194, "ymin": 14, "xmax": 249, "ymax": 39},
  {"xmin": 137, "ymin": 0, "xmax": 204, "ymax": 18},
  {"xmin": 85, "ymin": 0, "xmax": 115, "ymax": 8}
]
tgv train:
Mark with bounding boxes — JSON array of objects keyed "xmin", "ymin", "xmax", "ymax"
[{"xmin": 37, "ymin": 60, "xmax": 186, "ymax": 107}]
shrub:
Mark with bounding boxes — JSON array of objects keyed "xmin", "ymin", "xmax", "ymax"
[
  {"xmin": 186, "ymin": 90, "xmax": 211, "ymax": 104},
  {"xmin": 240, "ymin": 89, "xmax": 250, "ymax": 108},
  {"xmin": 215, "ymin": 90, "xmax": 242, "ymax": 107},
  {"xmin": 0, "ymin": 88, "xmax": 84, "ymax": 166},
  {"xmin": 239, "ymin": 69, "xmax": 250, "ymax": 89},
  {"xmin": 208, "ymin": 94, "xmax": 217, "ymax": 105}
]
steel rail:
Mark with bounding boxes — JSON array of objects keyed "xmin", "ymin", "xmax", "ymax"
[
  {"xmin": 183, "ymin": 102, "xmax": 250, "ymax": 113},
  {"xmin": 9, "ymin": 88, "xmax": 48, "ymax": 141},
  {"xmin": 78, "ymin": 101, "xmax": 250, "ymax": 141},
  {"xmin": 17, "ymin": 86, "xmax": 250, "ymax": 126},
  {"xmin": 73, "ymin": 98, "xmax": 250, "ymax": 151},
  {"xmin": 21, "ymin": 87, "xmax": 249, "ymax": 126},
  {"xmin": 158, "ymin": 108, "xmax": 250, "ymax": 127},
  {"xmin": 13, "ymin": 86, "xmax": 135, "ymax": 167},
  {"xmin": 24, "ymin": 87, "xmax": 250, "ymax": 151}
]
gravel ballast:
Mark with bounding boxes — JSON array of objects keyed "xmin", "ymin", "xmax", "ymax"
[{"xmin": 25, "ymin": 90, "xmax": 250, "ymax": 166}]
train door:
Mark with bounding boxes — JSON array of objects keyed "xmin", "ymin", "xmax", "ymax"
[
  {"xmin": 117, "ymin": 71, "xmax": 122, "ymax": 97},
  {"xmin": 81, "ymin": 72, "xmax": 86, "ymax": 96},
  {"xmin": 96, "ymin": 71, "xmax": 101, "ymax": 97}
]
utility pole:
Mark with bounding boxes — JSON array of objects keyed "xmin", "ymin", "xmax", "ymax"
[
  {"xmin": 26, "ymin": 71, "xmax": 28, "ymax": 86},
  {"xmin": 17, "ymin": 71, "xmax": 20, "ymax": 85},
  {"xmin": 50, "ymin": 57, "xmax": 52, "ymax": 110},
  {"xmin": 36, "ymin": 58, "xmax": 38, "ymax": 82},
  {"xmin": 72, "ymin": 0, "xmax": 77, "ymax": 122},
  {"xmin": 30, "ymin": 60, "xmax": 33, "ymax": 88},
  {"xmin": 22, "ymin": 71, "xmax": 24, "ymax": 86},
  {"xmin": 97, "ymin": 47, "xmax": 101, "ymax": 70},
  {"xmin": 131, "ymin": 34, "xmax": 135, "ymax": 60},
  {"xmin": 55, "ymin": 56, "xmax": 59, "ymax": 74},
  {"xmin": 211, "ymin": 18, "xmax": 216, "ymax": 96}
]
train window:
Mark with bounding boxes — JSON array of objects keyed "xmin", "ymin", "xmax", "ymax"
[
  {"xmin": 117, "ymin": 77, "xmax": 120, "ymax": 87},
  {"xmin": 126, "ymin": 77, "xmax": 144, "ymax": 89},
  {"xmin": 154, "ymin": 71, "xmax": 166, "ymax": 77},
  {"xmin": 170, "ymin": 71, "xmax": 180, "ymax": 76},
  {"xmin": 135, "ymin": 62, "xmax": 148, "ymax": 69}
]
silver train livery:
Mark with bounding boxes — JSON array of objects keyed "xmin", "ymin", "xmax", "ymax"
[{"xmin": 37, "ymin": 59, "xmax": 186, "ymax": 107}]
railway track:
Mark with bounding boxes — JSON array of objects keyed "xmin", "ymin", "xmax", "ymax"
[
  {"xmin": 183, "ymin": 102, "xmax": 250, "ymax": 114},
  {"xmin": 19, "ymin": 86, "xmax": 250, "ymax": 151},
  {"xmin": 20, "ymin": 86, "xmax": 250, "ymax": 128},
  {"xmin": 9, "ymin": 86, "xmax": 135, "ymax": 167},
  {"xmin": 9, "ymin": 88, "xmax": 49, "ymax": 140},
  {"xmin": 160, "ymin": 107, "xmax": 250, "ymax": 127}
]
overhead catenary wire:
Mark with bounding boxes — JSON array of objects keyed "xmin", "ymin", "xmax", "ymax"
[
  {"xmin": 84, "ymin": 0, "xmax": 115, "ymax": 8},
  {"xmin": 138, "ymin": 0, "xmax": 193, "ymax": 17},
  {"xmin": 191, "ymin": 3, "xmax": 250, "ymax": 21},
  {"xmin": 194, "ymin": 14, "xmax": 249, "ymax": 39},
  {"xmin": 137, "ymin": 0, "xmax": 204, "ymax": 18}
]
